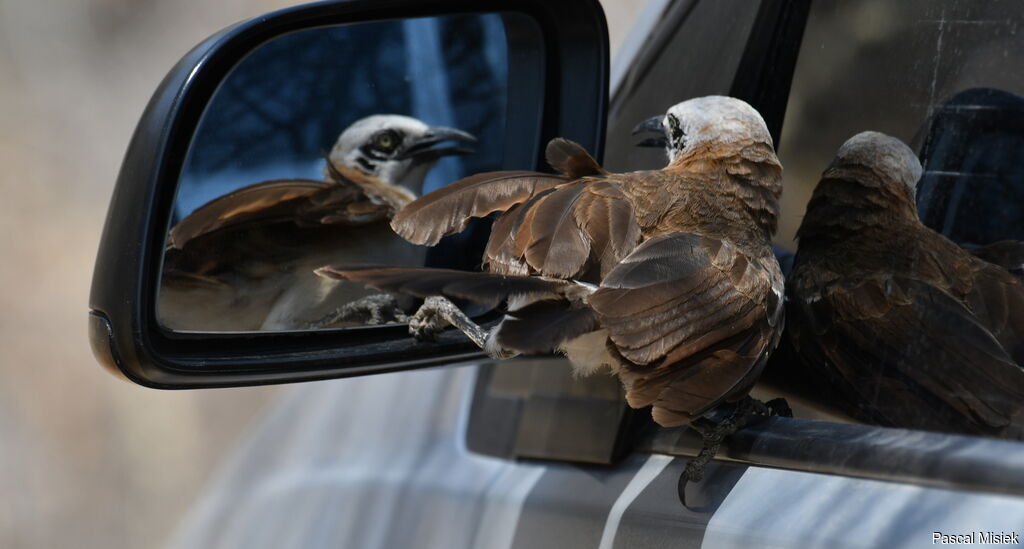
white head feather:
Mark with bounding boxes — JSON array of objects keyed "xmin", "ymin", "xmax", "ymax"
[
  {"xmin": 662, "ymin": 96, "xmax": 773, "ymax": 162},
  {"xmin": 326, "ymin": 114, "xmax": 472, "ymax": 193}
]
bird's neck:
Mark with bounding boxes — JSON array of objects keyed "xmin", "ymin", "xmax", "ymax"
[
  {"xmin": 795, "ymin": 177, "xmax": 921, "ymax": 248},
  {"xmin": 666, "ymin": 143, "xmax": 783, "ymax": 240},
  {"xmin": 326, "ymin": 163, "xmax": 417, "ymax": 210}
]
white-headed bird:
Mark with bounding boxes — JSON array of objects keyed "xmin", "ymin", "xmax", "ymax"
[
  {"xmin": 160, "ymin": 114, "xmax": 476, "ymax": 331},
  {"xmin": 321, "ymin": 97, "xmax": 789, "ymax": 463}
]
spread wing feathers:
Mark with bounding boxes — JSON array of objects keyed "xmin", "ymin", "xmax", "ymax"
[
  {"xmin": 544, "ymin": 138, "xmax": 607, "ymax": 178},
  {"xmin": 167, "ymin": 179, "xmax": 385, "ymax": 250},
  {"xmin": 483, "ymin": 203, "xmax": 530, "ymax": 275},
  {"xmin": 966, "ymin": 240, "xmax": 1024, "ymax": 280},
  {"xmin": 790, "ymin": 275, "xmax": 1024, "ymax": 437},
  {"xmin": 576, "ymin": 182, "xmax": 643, "ymax": 277},
  {"xmin": 588, "ymin": 233, "xmax": 782, "ymax": 424},
  {"xmin": 164, "ymin": 181, "xmax": 393, "ymax": 281},
  {"xmin": 390, "ymin": 171, "xmax": 568, "ymax": 246},
  {"xmin": 484, "ymin": 181, "xmax": 641, "ymax": 280},
  {"xmin": 315, "ymin": 265, "xmax": 575, "ymax": 310},
  {"xmin": 512, "ymin": 183, "xmax": 592, "ymax": 278}
]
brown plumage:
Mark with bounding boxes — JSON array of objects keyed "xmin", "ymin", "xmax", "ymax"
[
  {"xmin": 160, "ymin": 115, "xmax": 475, "ymax": 330},
  {"xmin": 160, "ymin": 169, "xmax": 409, "ymax": 331},
  {"xmin": 324, "ymin": 96, "xmax": 785, "ymax": 427},
  {"xmin": 965, "ymin": 240, "xmax": 1024, "ymax": 281},
  {"xmin": 164, "ymin": 172, "xmax": 396, "ymax": 280},
  {"xmin": 786, "ymin": 131, "xmax": 1024, "ymax": 438}
]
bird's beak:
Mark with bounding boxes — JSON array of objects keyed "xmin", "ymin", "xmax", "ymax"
[
  {"xmin": 398, "ymin": 126, "xmax": 478, "ymax": 162},
  {"xmin": 632, "ymin": 115, "xmax": 668, "ymax": 148}
]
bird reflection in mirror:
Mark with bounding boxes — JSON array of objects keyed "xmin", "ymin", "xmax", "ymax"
[
  {"xmin": 320, "ymin": 96, "xmax": 793, "ymax": 480},
  {"xmin": 786, "ymin": 131, "xmax": 1024, "ymax": 439},
  {"xmin": 160, "ymin": 114, "xmax": 476, "ymax": 331}
]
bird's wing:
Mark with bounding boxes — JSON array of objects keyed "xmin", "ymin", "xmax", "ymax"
[
  {"xmin": 963, "ymin": 259, "xmax": 1024, "ymax": 365},
  {"xmin": 484, "ymin": 179, "xmax": 642, "ymax": 279},
  {"xmin": 316, "ymin": 265, "xmax": 573, "ymax": 309},
  {"xmin": 164, "ymin": 178, "xmax": 393, "ymax": 282},
  {"xmin": 292, "ymin": 183, "xmax": 396, "ymax": 226},
  {"xmin": 390, "ymin": 171, "xmax": 569, "ymax": 246},
  {"xmin": 588, "ymin": 233, "xmax": 783, "ymax": 425},
  {"xmin": 388, "ymin": 138, "xmax": 606, "ymax": 247},
  {"xmin": 544, "ymin": 138, "xmax": 607, "ymax": 178},
  {"xmin": 788, "ymin": 273, "xmax": 1024, "ymax": 435},
  {"xmin": 966, "ymin": 240, "xmax": 1024, "ymax": 279},
  {"xmin": 167, "ymin": 178, "xmax": 388, "ymax": 249}
]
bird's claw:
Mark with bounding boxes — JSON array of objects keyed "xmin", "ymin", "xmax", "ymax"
[
  {"xmin": 407, "ymin": 296, "xmax": 517, "ymax": 359},
  {"xmin": 306, "ymin": 293, "xmax": 408, "ymax": 329},
  {"xmin": 408, "ymin": 296, "xmax": 450, "ymax": 341},
  {"xmin": 683, "ymin": 396, "xmax": 791, "ymax": 483}
]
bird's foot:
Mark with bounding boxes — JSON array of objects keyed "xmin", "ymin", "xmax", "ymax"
[
  {"xmin": 681, "ymin": 396, "xmax": 792, "ymax": 483},
  {"xmin": 744, "ymin": 396, "xmax": 794, "ymax": 419},
  {"xmin": 684, "ymin": 399, "xmax": 755, "ymax": 483},
  {"xmin": 306, "ymin": 293, "xmax": 409, "ymax": 329},
  {"xmin": 409, "ymin": 296, "xmax": 517, "ymax": 359},
  {"xmin": 408, "ymin": 296, "xmax": 451, "ymax": 341},
  {"xmin": 762, "ymin": 397, "xmax": 793, "ymax": 418}
]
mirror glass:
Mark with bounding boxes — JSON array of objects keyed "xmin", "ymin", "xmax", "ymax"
[{"xmin": 159, "ymin": 14, "xmax": 523, "ymax": 332}]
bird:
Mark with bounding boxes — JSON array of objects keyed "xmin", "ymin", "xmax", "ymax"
[
  {"xmin": 319, "ymin": 96, "xmax": 789, "ymax": 450},
  {"xmin": 786, "ymin": 131, "xmax": 1024, "ymax": 439},
  {"xmin": 160, "ymin": 114, "xmax": 476, "ymax": 331}
]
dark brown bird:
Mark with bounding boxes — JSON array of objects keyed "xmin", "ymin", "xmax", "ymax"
[
  {"xmin": 320, "ymin": 96, "xmax": 787, "ymax": 430},
  {"xmin": 160, "ymin": 115, "xmax": 475, "ymax": 331},
  {"xmin": 786, "ymin": 131, "xmax": 1024, "ymax": 439}
]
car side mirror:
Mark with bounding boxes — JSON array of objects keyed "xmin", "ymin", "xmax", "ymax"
[{"xmin": 89, "ymin": 0, "xmax": 609, "ymax": 387}]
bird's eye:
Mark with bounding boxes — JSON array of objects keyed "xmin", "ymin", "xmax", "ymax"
[
  {"xmin": 667, "ymin": 115, "xmax": 685, "ymax": 146},
  {"xmin": 374, "ymin": 130, "xmax": 399, "ymax": 152}
]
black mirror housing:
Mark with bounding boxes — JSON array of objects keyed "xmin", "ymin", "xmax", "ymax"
[{"xmin": 89, "ymin": 0, "xmax": 609, "ymax": 388}]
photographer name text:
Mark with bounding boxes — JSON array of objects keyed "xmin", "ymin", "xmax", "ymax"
[{"xmin": 932, "ymin": 531, "xmax": 1019, "ymax": 545}]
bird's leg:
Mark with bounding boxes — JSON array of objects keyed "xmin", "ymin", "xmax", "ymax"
[
  {"xmin": 306, "ymin": 293, "xmax": 409, "ymax": 329},
  {"xmin": 682, "ymin": 396, "xmax": 793, "ymax": 482},
  {"xmin": 684, "ymin": 398, "xmax": 755, "ymax": 482},
  {"xmin": 409, "ymin": 296, "xmax": 518, "ymax": 359}
]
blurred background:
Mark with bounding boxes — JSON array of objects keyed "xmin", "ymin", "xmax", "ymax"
[{"xmin": 0, "ymin": 1, "xmax": 645, "ymax": 547}]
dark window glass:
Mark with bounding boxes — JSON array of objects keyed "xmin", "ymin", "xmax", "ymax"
[
  {"xmin": 778, "ymin": 0, "xmax": 1024, "ymax": 439},
  {"xmin": 779, "ymin": 0, "xmax": 1024, "ymax": 247}
]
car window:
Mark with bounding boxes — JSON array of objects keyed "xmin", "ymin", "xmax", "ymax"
[
  {"xmin": 778, "ymin": 0, "xmax": 1024, "ymax": 248},
  {"xmin": 777, "ymin": 0, "xmax": 1024, "ymax": 438}
]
